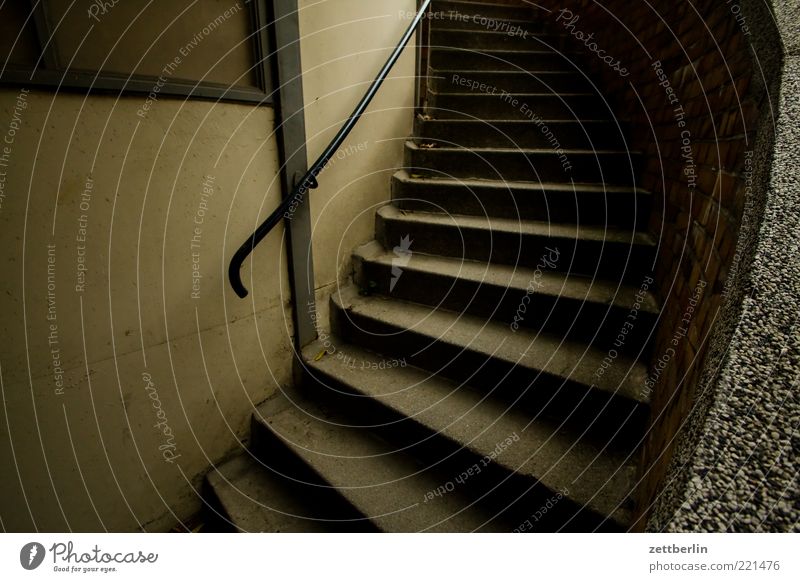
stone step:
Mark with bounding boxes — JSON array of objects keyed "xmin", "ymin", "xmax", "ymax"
[
  {"xmin": 413, "ymin": 118, "xmax": 628, "ymax": 150},
  {"xmin": 375, "ymin": 204, "xmax": 655, "ymax": 281},
  {"xmin": 391, "ymin": 170, "xmax": 648, "ymax": 227},
  {"xmin": 301, "ymin": 339, "xmax": 637, "ymax": 529},
  {"xmin": 249, "ymin": 392, "xmax": 514, "ymax": 532},
  {"xmin": 204, "ymin": 453, "xmax": 373, "ymax": 532},
  {"xmin": 329, "ymin": 286, "xmax": 651, "ymax": 419},
  {"xmin": 352, "ymin": 239, "xmax": 659, "ymax": 353},
  {"xmin": 430, "ymin": 47, "xmax": 580, "ymax": 71},
  {"xmin": 426, "ymin": 90, "xmax": 610, "ymax": 120},
  {"xmin": 430, "ymin": 27, "xmax": 568, "ymax": 51},
  {"xmin": 404, "ymin": 140, "xmax": 640, "ymax": 189},
  {"xmin": 429, "ymin": 0, "xmax": 536, "ymax": 22},
  {"xmin": 429, "ymin": 68, "xmax": 593, "ymax": 94}
]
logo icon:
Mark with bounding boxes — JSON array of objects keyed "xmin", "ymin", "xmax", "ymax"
[
  {"xmin": 20, "ymin": 542, "xmax": 45, "ymax": 570},
  {"xmin": 390, "ymin": 235, "xmax": 413, "ymax": 292}
]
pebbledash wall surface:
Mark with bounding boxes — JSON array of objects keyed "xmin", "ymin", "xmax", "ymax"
[
  {"xmin": 663, "ymin": 0, "xmax": 799, "ymax": 532},
  {"xmin": 527, "ymin": 0, "xmax": 797, "ymax": 530}
]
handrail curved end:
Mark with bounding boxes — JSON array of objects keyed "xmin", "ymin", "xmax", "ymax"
[{"xmin": 229, "ymin": 257, "xmax": 249, "ymax": 298}]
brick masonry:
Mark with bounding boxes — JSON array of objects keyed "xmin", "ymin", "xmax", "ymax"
[{"xmin": 516, "ymin": 0, "xmax": 787, "ymax": 529}]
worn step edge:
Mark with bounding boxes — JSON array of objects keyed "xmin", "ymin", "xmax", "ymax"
[
  {"xmin": 354, "ymin": 240, "xmax": 659, "ymax": 316},
  {"xmin": 377, "ymin": 204, "xmax": 655, "ymax": 247},
  {"xmin": 302, "ymin": 339, "xmax": 636, "ymax": 527},
  {"xmin": 393, "ymin": 169, "xmax": 648, "ymax": 196},
  {"xmin": 332, "ymin": 285, "xmax": 650, "ymax": 405},
  {"xmin": 205, "ymin": 453, "xmax": 368, "ymax": 532},
  {"xmin": 428, "ymin": 90, "xmax": 598, "ymax": 98},
  {"xmin": 405, "ymin": 139, "xmax": 640, "ymax": 157},
  {"xmin": 253, "ymin": 394, "xmax": 510, "ymax": 532}
]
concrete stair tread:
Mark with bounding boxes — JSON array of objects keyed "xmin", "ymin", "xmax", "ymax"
[
  {"xmin": 253, "ymin": 394, "xmax": 510, "ymax": 532},
  {"xmin": 430, "ymin": 68, "xmax": 589, "ymax": 80},
  {"xmin": 302, "ymin": 339, "xmax": 636, "ymax": 525},
  {"xmin": 431, "ymin": 0, "xmax": 536, "ymax": 18},
  {"xmin": 431, "ymin": 67, "xmax": 584, "ymax": 75},
  {"xmin": 333, "ymin": 285, "xmax": 650, "ymax": 404},
  {"xmin": 394, "ymin": 169, "xmax": 647, "ymax": 195},
  {"xmin": 431, "ymin": 47, "xmax": 578, "ymax": 56},
  {"xmin": 354, "ymin": 240, "xmax": 659, "ymax": 314},
  {"xmin": 431, "ymin": 26, "xmax": 563, "ymax": 36},
  {"xmin": 427, "ymin": 69, "xmax": 596, "ymax": 94},
  {"xmin": 206, "ymin": 453, "xmax": 347, "ymax": 532},
  {"xmin": 415, "ymin": 117, "xmax": 617, "ymax": 125},
  {"xmin": 377, "ymin": 204, "xmax": 655, "ymax": 246},
  {"xmin": 429, "ymin": 90, "xmax": 596, "ymax": 97},
  {"xmin": 406, "ymin": 140, "xmax": 638, "ymax": 156},
  {"xmin": 433, "ymin": 0, "xmax": 532, "ymax": 8}
]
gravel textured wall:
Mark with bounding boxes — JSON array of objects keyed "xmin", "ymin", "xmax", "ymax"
[
  {"xmin": 522, "ymin": 0, "xmax": 795, "ymax": 530},
  {"xmin": 663, "ymin": 0, "xmax": 799, "ymax": 532}
]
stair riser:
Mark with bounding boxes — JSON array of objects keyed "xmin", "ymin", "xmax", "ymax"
[
  {"xmin": 413, "ymin": 119, "xmax": 627, "ymax": 149},
  {"xmin": 354, "ymin": 258, "xmax": 657, "ymax": 355},
  {"xmin": 405, "ymin": 146, "xmax": 641, "ymax": 185},
  {"xmin": 429, "ymin": 70, "xmax": 592, "ymax": 94},
  {"xmin": 204, "ymin": 456, "xmax": 374, "ymax": 532},
  {"xmin": 431, "ymin": 29, "xmax": 568, "ymax": 50},
  {"xmin": 430, "ymin": 49, "xmax": 578, "ymax": 71},
  {"xmin": 429, "ymin": 16, "xmax": 543, "ymax": 32},
  {"xmin": 329, "ymin": 299, "xmax": 649, "ymax": 436},
  {"xmin": 249, "ymin": 414, "xmax": 383, "ymax": 530},
  {"xmin": 426, "ymin": 92, "xmax": 608, "ymax": 120},
  {"xmin": 250, "ymin": 414, "xmax": 330, "ymax": 485},
  {"xmin": 430, "ymin": 0, "xmax": 534, "ymax": 21},
  {"xmin": 301, "ymin": 365, "xmax": 628, "ymax": 532},
  {"xmin": 392, "ymin": 175, "xmax": 649, "ymax": 227},
  {"xmin": 376, "ymin": 212, "xmax": 654, "ymax": 281}
]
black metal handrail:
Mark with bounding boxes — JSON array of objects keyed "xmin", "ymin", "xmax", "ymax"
[{"xmin": 229, "ymin": 0, "xmax": 432, "ymax": 298}]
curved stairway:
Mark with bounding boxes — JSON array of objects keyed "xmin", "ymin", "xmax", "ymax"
[{"xmin": 205, "ymin": 0, "xmax": 659, "ymax": 532}]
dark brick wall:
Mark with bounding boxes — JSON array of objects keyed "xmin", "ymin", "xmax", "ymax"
[{"xmin": 523, "ymin": 0, "xmax": 767, "ymax": 527}]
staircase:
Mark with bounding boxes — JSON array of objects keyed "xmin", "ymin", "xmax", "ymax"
[{"xmin": 205, "ymin": 0, "xmax": 659, "ymax": 532}]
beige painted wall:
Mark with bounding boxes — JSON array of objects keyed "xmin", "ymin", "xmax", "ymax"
[
  {"xmin": 0, "ymin": 0, "xmax": 418, "ymax": 533},
  {"xmin": 0, "ymin": 90, "xmax": 295, "ymax": 532},
  {"xmin": 298, "ymin": 0, "xmax": 417, "ymax": 296}
]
